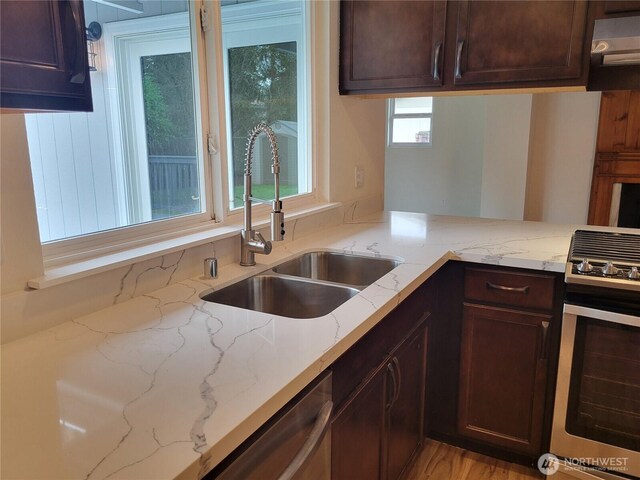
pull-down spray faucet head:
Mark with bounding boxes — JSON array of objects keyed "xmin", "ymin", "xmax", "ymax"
[{"xmin": 240, "ymin": 122, "xmax": 285, "ymax": 266}]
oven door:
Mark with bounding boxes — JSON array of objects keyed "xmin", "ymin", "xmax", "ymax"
[{"xmin": 551, "ymin": 303, "xmax": 640, "ymax": 479}]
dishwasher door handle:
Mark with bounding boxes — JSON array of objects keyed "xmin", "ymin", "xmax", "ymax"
[{"xmin": 278, "ymin": 400, "xmax": 333, "ymax": 480}]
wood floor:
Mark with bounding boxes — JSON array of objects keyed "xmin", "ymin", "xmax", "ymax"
[{"xmin": 405, "ymin": 440, "xmax": 544, "ymax": 480}]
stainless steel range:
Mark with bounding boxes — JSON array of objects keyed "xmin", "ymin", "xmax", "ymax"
[
  {"xmin": 550, "ymin": 229, "xmax": 640, "ymax": 480},
  {"xmin": 565, "ymin": 230, "xmax": 640, "ymax": 293}
]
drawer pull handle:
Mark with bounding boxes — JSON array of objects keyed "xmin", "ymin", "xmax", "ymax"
[{"xmin": 486, "ymin": 282, "xmax": 530, "ymax": 294}]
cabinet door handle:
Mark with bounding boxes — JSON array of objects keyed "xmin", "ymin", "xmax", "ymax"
[
  {"xmin": 68, "ymin": 0, "xmax": 87, "ymax": 84},
  {"xmin": 386, "ymin": 362, "xmax": 397, "ymax": 408},
  {"xmin": 392, "ymin": 356, "xmax": 402, "ymax": 405},
  {"xmin": 486, "ymin": 282, "xmax": 530, "ymax": 294},
  {"xmin": 433, "ymin": 41, "xmax": 442, "ymax": 80},
  {"xmin": 277, "ymin": 400, "xmax": 333, "ymax": 480},
  {"xmin": 539, "ymin": 321, "xmax": 550, "ymax": 360},
  {"xmin": 454, "ymin": 40, "xmax": 465, "ymax": 79}
]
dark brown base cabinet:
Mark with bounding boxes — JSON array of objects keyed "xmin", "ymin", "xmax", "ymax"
[
  {"xmin": 427, "ymin": 263, "xmax": 563, "ymax": 467},
  {"xmin": 339, "ymin": 0, "xmax": 593, "ymax": 95},
  {"xmin": 331, "ymin": 282, "xmax": 432, "ymax": 480},
  {"xmin": 332, "ymin": 370, "xmax": 385, "ymax": 480},
  {"xmin": 386, "ymin": 327, "xmax": 427, "ymax": 480},
  {"xmin": 458, "ymin": 303, "xmax": 550, "ymax": 455}
]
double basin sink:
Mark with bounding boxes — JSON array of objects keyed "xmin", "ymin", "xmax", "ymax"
[{"xmin": 200, "ymin": 251, "xmax": 401, "ymax": 318}]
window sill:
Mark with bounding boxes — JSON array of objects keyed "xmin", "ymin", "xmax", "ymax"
[{"xmin": 27, "ymin": 201, "xmax": 341, "ymax": 290}]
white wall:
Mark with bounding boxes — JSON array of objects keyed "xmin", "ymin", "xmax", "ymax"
[
  {"xmin": 480, "ymin": 94, "xmax": 532, "ymax": 220},
  {"xmin": 326, "ymin": 1, "xmax": 386, "ymax": 211},
  {"xmin": 385, "ymin": 94, "xmax": 533, "ymax": 220},
  {"xmin": 524, "ymin": 92, "xmax": 601, "ymax": 224},
  {"xmin": 0, "ymin": 115, "xmax": 45, "ymax": 294},
  {"xmin": 384, "ymin": 96, "xmax": 486, "ymax": 216},
  {"xmin": 385, "ymin": 92, "xmax": 600, "ymax": 224}
]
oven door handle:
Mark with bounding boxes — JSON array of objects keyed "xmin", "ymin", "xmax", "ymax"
[{"xmin": 564, "ymin": 303, "xmax": 639, "ymax": 327}]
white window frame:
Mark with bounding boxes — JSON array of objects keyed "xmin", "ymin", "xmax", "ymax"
[
  {"xmin": 387, "ymin": 97, "xmax": 433, "ymax": 147},
  {"xmin": 41, "ymin": 4, "xmax": 217, "ymax": 266},
  {"xmin": 114, "ymin": 16, "xmax": 196, "ymax": 223},
  {"xmin": 220, "ymin": 0, "xmax": 313, "ymax": 214},
  {"xmin": 35, "ymin": 0, "xmax": 320, "ymax": 268}
]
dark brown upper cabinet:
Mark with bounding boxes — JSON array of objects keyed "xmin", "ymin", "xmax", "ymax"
[
  {"xmin": 0, "ymin": 0, "xmax": 93, "ymax": 112},
  {"xmin": 453, "ymin": 1, "xmax": 588, "ymax": 87},
  {"xmin": 596, "ymin": 0, "xmax": 640, "ymax": 17},
  {"xmin": 339, "ymin": 0, "xmax": 447, "ymax": 94},
  {"xmin": 339, "ymin": 0, "xmax": 593, "ymax": 95}
]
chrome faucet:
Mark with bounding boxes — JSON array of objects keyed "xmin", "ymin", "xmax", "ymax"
[{"xmin": 240, "ymin": 122, "xmax": 285, "ymax": 266}]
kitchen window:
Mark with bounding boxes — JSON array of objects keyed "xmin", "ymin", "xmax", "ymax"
[
  {"xmin": 221, "ymin": 0, "xmax": 311, "ymax": 210},
  {"xmin": 387, "ymin": 97, "xmax": 433, "ymax": 146},
  {"xmin": 24, "ymin": 0, "xmax": 209, "ymax": 263}
]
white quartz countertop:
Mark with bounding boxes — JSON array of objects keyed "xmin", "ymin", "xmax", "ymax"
[{"xmin": 1, "ymin": 213, "xmax": 580, "ymax": 480}]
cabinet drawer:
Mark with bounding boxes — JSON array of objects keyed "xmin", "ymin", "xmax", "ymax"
[{"xmin": 464, "ymin": 268, "xmax": 555, "ymax": 310}]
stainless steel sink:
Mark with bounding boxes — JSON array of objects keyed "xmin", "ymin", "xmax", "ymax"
[
  {"xmin": 200, "ymin": 274, "xmax": 359, "ymax": 319},
  {"xmin": 271, "ymin": 251, "xmax": 401, "ymax": 288},
  {"xmin": 200, "ymin": 251, "xmax": 401, "ymax": 318}
]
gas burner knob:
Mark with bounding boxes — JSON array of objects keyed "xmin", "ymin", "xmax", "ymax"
[
  {"xmin": 628, "ymin": 266, "xmax": 640, "ymax": 280},
  {"xmin": 576, "ymin": 258, "xmax": 593, "ymax": 273},
  {"xmin": 601, "ymin": 261, "xmax": 619, "ymax": 276}
]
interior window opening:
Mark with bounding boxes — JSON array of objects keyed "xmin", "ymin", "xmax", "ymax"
[{"xmin": 388, "ymin": 97, "xmax": 433, "ymax": 146}]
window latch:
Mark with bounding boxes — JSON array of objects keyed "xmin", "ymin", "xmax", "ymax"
[
  {"xmin": 207, "ymin": 133, "xmax": 218, "ymax": 155},
  {"xmin": 200, "ymin": 4, "xmax": 210, "ymax": 32}
]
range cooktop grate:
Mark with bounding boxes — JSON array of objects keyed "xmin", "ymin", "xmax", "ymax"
[{"xmin": 570, "ymin": 230, "xmax": 640, "ymax": 265}]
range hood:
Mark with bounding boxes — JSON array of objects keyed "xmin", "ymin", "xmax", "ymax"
[
  {"xmin": 591, "ymin": 16, "xmax": 640, "ymax": 65},
  {"xmin": 588, "ymin": 16, "xmax": 640, "ymax": 90}
]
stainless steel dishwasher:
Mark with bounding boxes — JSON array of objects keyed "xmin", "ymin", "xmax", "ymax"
[{"xmin": 212, "ymin": 371, "xmax": 332, "ymax": 480}]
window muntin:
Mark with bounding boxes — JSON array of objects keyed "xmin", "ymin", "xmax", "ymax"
[
  {"xmin": 221, "ymin": 0, "xmax": 311, "ymax": 210},
  {"xmin": 25, "ymin": 3, "xmax": 207, "ymax": 245},
  {"xmin": 388, "ymin": 97, "xmax": 433, "ymax": 146}
]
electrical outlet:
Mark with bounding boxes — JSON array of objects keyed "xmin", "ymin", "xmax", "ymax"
[{"xmin": 355, "ymin": 166, "xmax": 365, "ymax": 189}]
